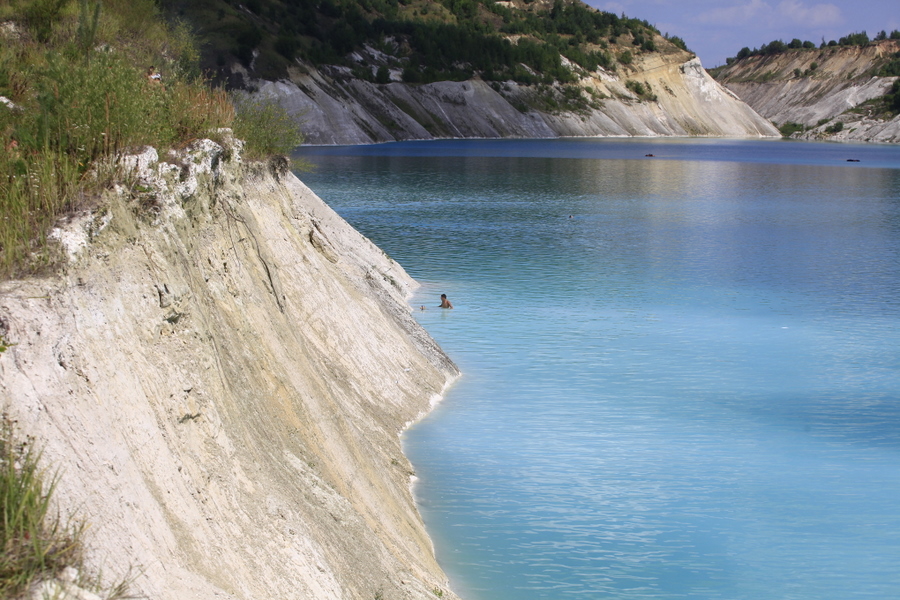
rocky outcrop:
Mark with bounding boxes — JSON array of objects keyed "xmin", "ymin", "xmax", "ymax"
[
  {"xmin": 0, "ymin": 135, "xmax": 460, "ymax": 600},
  {"xmin": 260, "ymin": 49, "xmax": 777, "ymax": 145},
  {"xmin": 713, "ymin": 41, "xmax": 900, "ymax": 142}
]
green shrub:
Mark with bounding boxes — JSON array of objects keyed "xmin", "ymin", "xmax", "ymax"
[
  {"xmin": 885, "ymin": 79, "xmax": 900, "ymax": 114},
  {"xmin": 778, "ymin": 121, "xmax": 805, "ymax": 137},
  {"xmin": 232, "ymin": 95, "xmax": 305, "ymax": 159},
  {"xmin": 878, "ymin": 53, "xmax": 900, "ymax": 76},
  {"xmin": 625, "ymin": 79, "xmax": 656, "ymax": 101},
  {"xmin": 22, "ymin": 0, "xmax": 68, "ymax": 43},
  {"xmin": 667, "ymin": 35, "xmax": 688, "ymax": 51}
]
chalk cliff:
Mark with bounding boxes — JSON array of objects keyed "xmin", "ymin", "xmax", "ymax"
[
  {"xmin": 260, "ymin": 48, "xmax": 778, "ymax": 145},
  {"xmin": 713, "ymin": 41, "xmax": 900, "ymax": 142},
  {"xmin": 0, "ymin": 135, "xmax": 460, "ymax": 599}
]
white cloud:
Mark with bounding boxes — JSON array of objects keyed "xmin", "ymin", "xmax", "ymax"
[
  {"xmin": 696, "ymin": 0, "xmax": 772, "ymax": 26},
  {"xmin": 776, "ymin": 0, "xmax": 842, "ymax": 28},
  {"xmin": 696, "ymin": 0, "xmax": 842, "ymax": 28},
  {"xmin": 599, "ymin": 2, "xmax": 628, "ymax": 14}
]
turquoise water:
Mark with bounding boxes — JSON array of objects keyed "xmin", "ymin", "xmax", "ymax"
[{"xmin": 296, "ymin": 139, "xmax": 900, "ymax": 600}]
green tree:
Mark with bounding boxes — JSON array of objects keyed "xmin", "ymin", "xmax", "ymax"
[{"xmin": 667, "ymin": 35, "xmax": 688, "ymax": 51}]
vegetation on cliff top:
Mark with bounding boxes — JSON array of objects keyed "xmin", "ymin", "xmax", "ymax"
[
  {"xmin": 723, "ymin": 29, "xmax": 900, "ymax": 66},
  {"xmin": 714, "ymin": 29, "xmax": 900, "ymax": 139},
  {"xmin": 160, "ymin": 0, "xmax": 690, "ymax": 86},
  {"xmin": 0, "ymin": 0, "xmax": 302, "ymax": 279}
]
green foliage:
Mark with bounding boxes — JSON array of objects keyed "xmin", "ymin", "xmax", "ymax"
[
  {"xmin": 162, "ymin": 0, "xmax": 672, "ymax": 87},
  {"xmin": 878, "ymin": 52, "xmax": 900, "ymax": 77},
  {"xmin": 666, "ymin": 34, "xmax": 688, "ymax": 51},
  {"xmin": 232, "ymin": 95, "xmax": 305, "ymax": 159},
  {"xmin": 778, "ymin": 121, "xmax": 805, "ymax": 137},
  {"xmin": 885, "ymin": 79, "xmax": 900, "ymax": 114},
  {"xmin": 838, "ymin": 31, "xmax": 869, "ymax": 46},
  {"xmin": 0, "ymin": 415, "xmax": 79, "ymax": 598},
  {"xmin": 22, "ymin": 0, "xmax": 68, "ymax": 43},
  {"xmin": 760, "ymin": 39, "xmax": 787, "ymax": 55},
  {"xmin": 727, "ymin": 36, "xmax": 819, "ymax": 63},
  {"xmin": 0, "ymin": 0, "xmax": 239, "ymax": 277},
  {"xmin": 625, "ymin": 79, "xmax": 656, "ymax": 101},
  {"xmin": 76, "ymin": 0, "xmax": 102, "ymax": 59},
  {"xmin": 825, "ymin": 120, "xmax": 844, "ymax": 134},
  {"xmin": 34, "ymin": 52, "xmax": 174, "ymax": 161}
]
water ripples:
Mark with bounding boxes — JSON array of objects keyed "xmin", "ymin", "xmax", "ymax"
[{"xmin": 297, "ymin": 139, "xmax": 900, "ymax": 600}]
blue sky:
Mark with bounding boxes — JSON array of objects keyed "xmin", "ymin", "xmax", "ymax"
[{"xmin": 584, "ymin": 0, "xmax": 900, "ymax": 67}]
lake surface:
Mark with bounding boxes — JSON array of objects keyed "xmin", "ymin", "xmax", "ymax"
[{"xmin": 296, "ymin": 138, "xmax": 900, "ymax": 600}]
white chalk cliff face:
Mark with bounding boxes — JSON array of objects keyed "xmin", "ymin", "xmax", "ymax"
[
  {"xmin": 259, "ymin": 49, "xmax": 778, "ymax": 145},
  {"xmin": 0, "ymin": 135, "xmax": 460, "ymax": 600},
  {"xmin": 714, "ymin": 40, "xmax": 900, "ymax": 143}
]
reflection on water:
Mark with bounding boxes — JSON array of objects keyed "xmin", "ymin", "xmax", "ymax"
[{"xmin": 296, "ymin": 139, "xmax": 900, "ymax": 600}]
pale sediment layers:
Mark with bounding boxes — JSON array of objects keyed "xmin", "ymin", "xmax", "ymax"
[
  {"xmin": 714, "ymin": 40, "xmax": 900, "ymax": 143},
  {"xmin": 258, "ymin": 54, "xmax": 778, "ymax": 146},
  {"xmin": 0, "ymin": 136, "xmax": 460, "ymax": 599}
]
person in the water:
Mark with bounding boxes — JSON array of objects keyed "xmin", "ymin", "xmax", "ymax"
[{"xmin": 439, "ymin": 294, "xmax": 453, "ymax": 309}]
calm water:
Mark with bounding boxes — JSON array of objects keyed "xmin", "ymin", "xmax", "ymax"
[{"xmin": 296, "ymin": 138, "xmax": 900, "ymax": 600}]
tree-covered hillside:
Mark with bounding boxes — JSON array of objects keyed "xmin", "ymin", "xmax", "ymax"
[{"xmin": 160, "ymin": 0, "xmax": 690, "ymax": 86}]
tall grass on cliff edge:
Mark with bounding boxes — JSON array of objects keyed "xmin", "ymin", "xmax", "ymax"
[
  {"xmin": 0, "ymin": 0, "xmax": 259, "ymax": 279},
  {"xmin": 231, "ymin": 93, "xmax": 306, "ymax": 163}
]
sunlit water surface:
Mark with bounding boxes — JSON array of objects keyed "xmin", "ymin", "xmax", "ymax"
[{"xmin": 296, "ymin": 138, "xmax": 900, "ymax": 600}]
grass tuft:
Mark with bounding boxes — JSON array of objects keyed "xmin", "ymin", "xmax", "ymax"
[{"xmin": 0, "ymin": 414, "xmax": 81, "ymax": 598}]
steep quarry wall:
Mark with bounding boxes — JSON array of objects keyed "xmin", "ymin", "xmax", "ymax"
[
  {"xmin": 714, "ymin": 41, "xmax": 900, "ymax": 142},
  {"xmin": 260, "ymin": 52, "xmax": 777, "ymax": 145},
  {"xmin": 0, "ymin": 135, "xmax": 460, "ymax": 600}
]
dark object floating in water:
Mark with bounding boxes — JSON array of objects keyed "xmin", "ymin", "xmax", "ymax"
[
  {"xmin": 645, "ymin": 154, "xmax": 655, "ymax": 157},
  {"xmin": 847, "ymin": 159, "xmax": 860, "ymax": 162}
]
